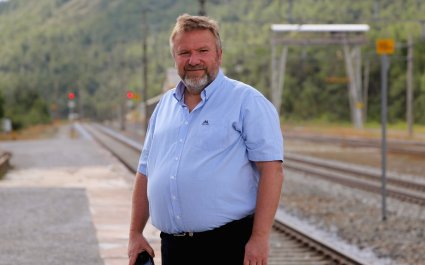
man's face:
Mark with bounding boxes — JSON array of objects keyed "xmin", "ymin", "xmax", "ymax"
[{"xmin": 172, "ymin": 29, "xmax": 222, "ymax": 94}]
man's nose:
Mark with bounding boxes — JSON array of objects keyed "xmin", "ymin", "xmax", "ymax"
[{"xmin": 188, "ymin": 53, "xmax": 201, "ymax": 65}]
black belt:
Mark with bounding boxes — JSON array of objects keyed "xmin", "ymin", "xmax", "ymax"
[
  {"xmin": 172, "ymin": 232, "xmax": 195, "ymax": 237},
  {"xmin": 161, "ymin": 214, "xmax": 254, "ymax": 238}
]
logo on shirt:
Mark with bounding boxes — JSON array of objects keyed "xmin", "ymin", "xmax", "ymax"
[{"xmin": 201, "ymin": 120, "xmax": 209, "ymax": 126}]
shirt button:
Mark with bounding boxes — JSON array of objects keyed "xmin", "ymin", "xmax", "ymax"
[
  {"xmin": 170, "ymin": 176, "xmax": 175, "ymax": 180},
  {"xmin": 172, "ymin": 195, "xmax": 177, "ymax": 200},
  {"xmin": 176, "ymin": 215, "xmax": 181, "ymax": 219},
  {"xmin": 184, "ymin": 121, "xmax": 188, "ymax": 125},
  {"xmin": 179, "ymin": 139, "xmax": 183, "ymax": 142},
  {"xmin": 175, "ymin": 157, "xmax": 179, "ymax": 161}
]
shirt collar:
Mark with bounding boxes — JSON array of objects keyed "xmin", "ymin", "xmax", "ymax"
[{"xmin": 173, "ymin": 69, "xmax": 224, "ymax": 103}]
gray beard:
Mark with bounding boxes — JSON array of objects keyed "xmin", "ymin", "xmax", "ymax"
[{"xmin": 183, "ymin": 75, "xmax": 209, "ymax": 94}]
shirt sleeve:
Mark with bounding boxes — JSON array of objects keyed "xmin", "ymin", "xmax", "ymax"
[
  {"xmin": 137, "ymin": 101, "xmax": 160, "ymax": 175},
  {"xmin": 242, "ymin": 94, "xmax": 284, "ymax": 162}
]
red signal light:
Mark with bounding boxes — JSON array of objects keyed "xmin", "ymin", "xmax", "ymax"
[
  {"xmin": 126, "ymin": 91, "xmax": 134, "ymax": 99},
  {"xmin": 68, "ymin": 92, "xmax": 75, "ymax": 100}
]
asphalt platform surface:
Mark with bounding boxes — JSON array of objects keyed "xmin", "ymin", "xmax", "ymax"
[
  {"xmin": 0, "ymin": 124, "xmax": 161, "ymax": 265},
  {"xmin": 0, "ymin": 187, "xmax": 102, "ymax": 265}
]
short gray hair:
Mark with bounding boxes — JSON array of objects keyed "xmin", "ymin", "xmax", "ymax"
[{"xmin": 169, "ymin": 13, "xmax": 222, "ymax": 55}]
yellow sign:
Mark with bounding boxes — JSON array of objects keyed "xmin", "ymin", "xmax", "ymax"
[
  {"xmin": 355, "ymin": 102, "xmax": 364, "ymax": 109},
  {"xmin": 376, "ymin": 39, "xmax": 395, "ymax": 55}
]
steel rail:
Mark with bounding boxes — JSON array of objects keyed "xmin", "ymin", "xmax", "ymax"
[{"xmin": 285, "ymin": 154, "xmax": 425, "ymax": 206}]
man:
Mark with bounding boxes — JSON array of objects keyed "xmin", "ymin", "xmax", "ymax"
[{"xmin": 128, "ymin": 13, "xmax": 284, "ymax": 265}]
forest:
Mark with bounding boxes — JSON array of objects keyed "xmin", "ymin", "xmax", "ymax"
[{"xmin": 0, "ymin": 0, "xmax": 424, "ymax": 130}]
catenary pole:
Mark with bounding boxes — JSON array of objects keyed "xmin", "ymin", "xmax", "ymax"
[
  {"xmin": 198, "ymin": 0, "xmax": 206, "ymax": 16},
  {"xmin": 142, "ymin": 10, "xmax": 149, "ymax": 134}
]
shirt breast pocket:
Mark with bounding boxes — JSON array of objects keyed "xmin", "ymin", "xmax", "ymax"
[{"xmin": 193, "ymin": 119, "xmax": 236, "ymax": 151}]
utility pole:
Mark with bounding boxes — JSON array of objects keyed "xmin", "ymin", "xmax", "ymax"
[
  {"xmin": 406, "ymin": 35, "xmax": 414, "ymax": 137},
  {"xmin": 287, "ymin": 0, "xmax": 293, "ymax": 23},
  {"xmin": 198, "ymin": 0, "xmax": 206, "ymax": 16},
  {"xmin": 142, "ymin": 10, "xmax": 149, "ymax": 133},
  {"xmin": 373, "ymin": 0, "xmax": 380, "ymax": 21}
]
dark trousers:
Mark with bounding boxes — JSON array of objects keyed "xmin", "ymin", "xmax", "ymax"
[{"xmin": 160, "ymin": 215, "xmax": 253, "ymax": 265}]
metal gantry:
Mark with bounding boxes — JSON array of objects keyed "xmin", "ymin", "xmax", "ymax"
[{"xmin": 270, "ymin": 24, "xmax": 369, "ymax": 128}]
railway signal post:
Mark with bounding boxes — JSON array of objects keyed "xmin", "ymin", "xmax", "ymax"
[
  {"xmin": 376, "ymin": 38, "xmax": 394, "ymax": 221},
  {"xmin": 67, "ymin": 91, "xmax": 76, "ymax": 120}
]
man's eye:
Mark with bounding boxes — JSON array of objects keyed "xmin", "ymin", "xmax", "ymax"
[
  {"xmin": 178, "ymin": 52, "xmax": 190, "ymax": 56},
  {"xmin": 200, "ymin": 49, "xmax": 209, "ymax": 53}
]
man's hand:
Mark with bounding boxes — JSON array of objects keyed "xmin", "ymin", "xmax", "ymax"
[
  {"xmin": 244, "ymin": 234, "xmax": 269, "ymax": 265},
  {"xmin": 128, "ymin": 233, "xmax": 155, "ymax": 265}
]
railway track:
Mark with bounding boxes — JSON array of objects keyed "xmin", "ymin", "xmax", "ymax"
[
  {"xmin": 285, "ymin": 153, "xmax": 425, "ymax": 206},
  {"xmin": 80, "ymin": 122, "xmax": 369, "ymax": 265}
]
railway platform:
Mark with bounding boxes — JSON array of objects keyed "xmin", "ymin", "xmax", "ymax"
[{"xmin": 0, "ymin": 124, "xmax": 161, "ymax": 265}]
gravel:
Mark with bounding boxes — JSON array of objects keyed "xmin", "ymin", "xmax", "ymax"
[{"xmin": 280, "ymin": 168, "xmax": 425, "ymax": 265}]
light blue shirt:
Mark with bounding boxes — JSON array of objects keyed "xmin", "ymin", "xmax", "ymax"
[{"xmin": 137, "ymin": 70, "xmax": 284, "ymax": 234}]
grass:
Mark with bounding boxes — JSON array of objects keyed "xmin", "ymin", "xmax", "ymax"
[{"xmin": 0, "ymin": 121, "xmax": 60, "ymax": 141}]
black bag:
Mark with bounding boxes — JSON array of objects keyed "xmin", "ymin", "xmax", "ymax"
[{"xmin": 135, "ymin": 251, "xmax": 155, "ymax": 265}]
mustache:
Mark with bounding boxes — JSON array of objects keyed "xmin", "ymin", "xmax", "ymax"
[{"xmin": 184, "ymin": 65, "xmax": 206, "ymax": 71}]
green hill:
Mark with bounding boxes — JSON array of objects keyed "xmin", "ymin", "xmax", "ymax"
[{"xmin": 0, "ymin": 0, "xmax": 425, "ymax": 128}]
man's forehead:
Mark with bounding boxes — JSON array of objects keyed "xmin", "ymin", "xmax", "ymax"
[{"xmin": 173, "ymin": 30, "xmax": 216, "ymax": 48}]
